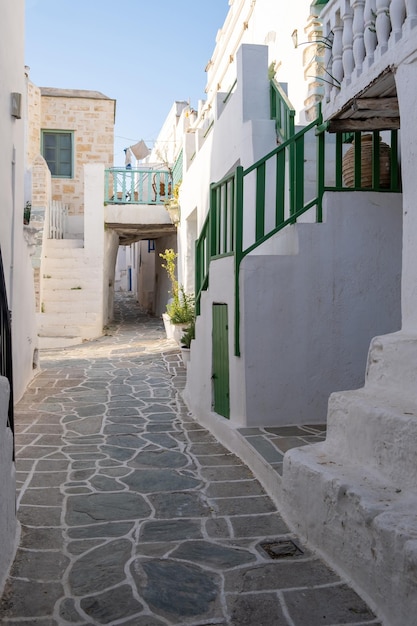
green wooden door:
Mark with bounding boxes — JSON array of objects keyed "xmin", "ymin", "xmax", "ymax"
[{"xmin": 212, "ymin": 303, "xmax": 230, "ymax": 419}]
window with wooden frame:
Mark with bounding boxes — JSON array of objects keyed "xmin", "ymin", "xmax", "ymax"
[{"xmin": 41, "ymin": 130, "xmax": 73, "ymax": 178}]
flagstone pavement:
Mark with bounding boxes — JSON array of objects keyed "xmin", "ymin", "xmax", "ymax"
[{"xmin": 0, "ymin": 294, "xmax": 382, "ymax": 626}]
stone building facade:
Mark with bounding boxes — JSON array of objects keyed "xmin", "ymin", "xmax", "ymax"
[{"xmin": 27, "ymin": 83, "xmax": 115, "ymax": 215}]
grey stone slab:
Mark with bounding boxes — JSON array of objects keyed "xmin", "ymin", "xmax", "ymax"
[
  {"xmin": 65, "ymin": 487, "xmax": 92, "ymax": 494},
  {"xmin": 225, "ymin": 559, "xmax": 340, "ymax": 592},
  {"xmin": 58, "ymin": 597, "xmax": 85, "ymax": 623},
  {"xmin": 230, "ymin": 513, "xmax": 290, "ymax": 538},
  {"xmin": 226, "ymin": 591, "xmax": 287, "ymax": 626},
  {"xmin": 103, "ymin": 423, "xmax": 143, "ymax": 434},
  {"xmin": 81, "ymin": 584, "xmax": 143, "ymax": 623},
  {"xmin": 66, "ymin": 492, "xmax": 151, "ymax": 525},
  {"xmin": 107, "ymin": 400, "xmax": 146, "ymax": 409},
  {"xmin": 145, "ymin": 422, "xmax": 178, "ymax": 432},
  {"xmin": 10, "ymin": 549, "xmax": 69, "ymax": 581},
  {"xmin": 200, "ymin": 465, "xmax": 255, "ymax": 481},
  {"xmin": 211, "ymin": 496, "xmax": 276, "ymax": 516},
  {"xmin": 66, "ymin": 539, "xmax": 106, "ymax": 555},
  {"xmin": 243, "ymin": 436, "xmax": 285, "ymax": 463},
  {"xmin": 0, "ymin": 580, "xmax": 63, "ymax": 618},
  {"xmin": 189, "ymin": 442, "xmax": 231, "ymax": 456},
  {"xmin": 144, "ymin": 412, "xmax": 177, "ymax": 422},
  {"xmin": 283, "ymin": 584, "xmax": 377, "ymax": 625},
  {"xmin": 148, "ymin": 492, "xmax": 210, "ymax": 518},
  {"xmin": 118, "ymin": 616, "xmax": 166, "ymax": 626},
  {"xmin": 206, "ymin": 480, "xmax": 265, "ymax": 498},
  {"xmin": 68, "ymin": 521, "xmax": 134, "ymax": 539},
  {"xmin": 16, "ymin": 446, "xmax": 62, "ymax": 460},
  {"xmin": 140, "ymin": 519, "xmax": 203, "ymax": 542},
  {"xmin": 131, "ymin": 559, "xmax": 221, "ymax": 621},
  {"xmin": 34, "ymin": 459, "xmax": 70, "ymax": 471},
  {"xmin": 264, "ymin": 426, "xmax": 310, "ymax": 436},
  {"xmin": 196, "ymin": 454, "xmax": 243, "ymax": 467},
  {"xmin": 68, "ymin": 539, "xmax": 132, "ymax": 595},
  {"xmin": 18, "ymin": 505, "xmax": 62, "ymax": 527},
  {"xmin": 171, "ymin": 540, "xmax": 256, "ymax": 569},
  {"xmin": 19, "ymin": 487, "xmax": 64, "ymax": 507},
  {"xmin": 142, "ymin": 404, "xmax": 176, "ymax": 414},
  {"xmin": 105, "ymin": 433, "xmax": 147, "ymax": 449},
  {"xmin": 99, "ymin": 466, "xmax": 132, "ymax": 477},
  {"xmin": 66, "ymin": 415, "xmax": 104, "ymax": 435},
  {"xmin": 129, "ymin": 449, "xmax": 189, "ymax": 469},
  {"xmin": 89, "ymin": 474, "xmax": 125, "ymax": 491},
  {"xmin": 107, "ymin": 407, "xmax": 142, "ymax": 417},
  {"xmin": 100, "ymin": 445, "xmax": 137, "ymax": 461},
  {"xmin": 205, "ymin": 517, "xmax": 231, "ymax": 539},
  {"xmin": 142, "ymin": 433, "xmax": 179, "ymax": 448},
  {"xmin": 122, "ymin": 469, "xmax": 200, "ymax": 493},
  {"xmin": 272, "ymin": 436, "xmax": 308, "ymax": 453},
  {"xmin": 19, "ymin": 526, "xmax": 64, "ymax": 550}
]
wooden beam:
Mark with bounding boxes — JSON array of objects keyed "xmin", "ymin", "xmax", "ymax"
[
  {"xmin": 328, "ymin": 117, "xmax": 400, "ymax": 132},
  {"xmin": 351, "ymin": 97, "xmax": 399, "ymax": 114}
]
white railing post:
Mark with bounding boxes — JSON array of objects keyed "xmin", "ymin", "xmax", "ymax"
[
  {"xmin": 364, "ymin": 0, "xmax": 378, "ymax": 64},
  {"xmin": 352, "ymin": 0, "xmax": 366, "ymax": 75},
  {"xmin": 332, "ymin": 14, "xmax": 345, "ymax": 89},
  {"xmin": 390, "ymin": 0, "xmax": 406, "ymax": 41},
  {"xmin": 342, "ymin": 1, "xmax": 355, "ymax": 82},
  {"xmin": 375, "ymin": 0, "xmax": 392, "ymax": 53},
  {"xmin": 405, "ymin": 0, "xmax": 417, "ymax": 28},
  {"xmin": 324, "ymin": 21, "xmax": 333, "ymax": 102}
]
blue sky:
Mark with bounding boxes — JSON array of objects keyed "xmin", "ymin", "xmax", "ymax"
[{"xmin": 25, "ymin": 0, "xmax": 230, "ymax": 165}]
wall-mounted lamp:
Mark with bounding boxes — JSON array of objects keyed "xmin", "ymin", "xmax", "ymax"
[
  {"xmin": 11, "ymin": 92, "xmax": 22, "ymax": 119},
  {"xmin": 291, "ymin": 29, "xmax": 298, "ymax": 48},
  {"xmin": 166, "ymin": 204, "xmax": 180, "ymax": 227}
]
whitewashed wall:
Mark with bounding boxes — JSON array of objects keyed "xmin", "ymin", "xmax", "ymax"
[
  {"xmin": 204, "ymin": 0, "xmax": 314, "ymax": 123},
  {"xmin": 0, "ymin": 0, "xmax": 38, "ymax": 593},
  {"xmin": 185, "ymin": 191, "xmax": 402, "ymax": 427}
]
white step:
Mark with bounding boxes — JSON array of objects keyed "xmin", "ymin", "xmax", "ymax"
[
  {"xmin": 283, "ymin": 443, "xmax": 417, "ymax": 626},
  {"xmin": 41, "ymin": 277, "xmax": 100, "ymax": 291},
  {"xmin": 45, "ymin": 239, "xmax": 84, "ymax": 251},
  {"xmin": 41, "ymin": 299, "xmax": 100, "ymax": 314},
  {"xmin": 38, "ymin": 335, "xmax": 84, "ymax": 349}
]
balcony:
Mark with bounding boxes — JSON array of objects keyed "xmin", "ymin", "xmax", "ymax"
[
  {"xmin": 320, "ymin": 0, "xmax": 417, "ymax": 130},
  {"xmin": 104, "ymin": 168, "xmax": 172, "ymax": 205}
]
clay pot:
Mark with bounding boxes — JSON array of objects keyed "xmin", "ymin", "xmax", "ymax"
[{"xmin": 342, "ymin": 134, "xmax": 391, "ymax": 188}]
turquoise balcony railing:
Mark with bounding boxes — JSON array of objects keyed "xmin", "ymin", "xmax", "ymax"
[{"xmin": 104, "ymin": 168, "xmax": 172, "ymax": 204}]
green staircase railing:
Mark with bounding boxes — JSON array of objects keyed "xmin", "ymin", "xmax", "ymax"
[
  {"xmin": 195, "ymin": 109, "xmax": 401, "ymax": 356},
  {"xmin": 270, "ymin": 80, "xmax": 296, "ymax": 142}
]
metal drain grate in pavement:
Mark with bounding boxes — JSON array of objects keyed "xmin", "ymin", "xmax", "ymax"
[{"xmin": 259, "ymin": 539, "xmax": 304, "ymax": 559}]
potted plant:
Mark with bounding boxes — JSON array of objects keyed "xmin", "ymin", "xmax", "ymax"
[
  {"xmin": 160, "ymin": 248, "xmax": 195, "ymax": 343},
  {"xmin": 180, "ymin": 318, "xmax": 195, "ymax": 367}
]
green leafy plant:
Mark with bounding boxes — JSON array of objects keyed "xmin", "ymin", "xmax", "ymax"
[
  {"xmin": 160, "ymin": 248, "xmax": 195, "ymax": 324},
  {"xmin": 180, "ymin": 318, "xmax": 195, "ymax": 348},
  {"xmin": 168, "ymin": 286, "xmax": 195, "ymax": 324},
  {"xmin": 23, "ymin": 201, "xmax": 31, "ymax": 225}
]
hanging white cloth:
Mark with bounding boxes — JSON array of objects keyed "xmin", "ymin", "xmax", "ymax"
[{"xmin": 130, "ymin": 140, "xmax": 150, "ymax": 161}]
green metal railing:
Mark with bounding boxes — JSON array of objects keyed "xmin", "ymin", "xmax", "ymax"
[
  {"xmin": 104, "ymin": 168, "xmax": 172, "ymax": 204},
  {"xmin": 195, "ymin": 111, "xmax": 401, "ymax": 356},
  {"xmin": 270, "ymin": 80, "xmax": 296, "ymax": 142}
]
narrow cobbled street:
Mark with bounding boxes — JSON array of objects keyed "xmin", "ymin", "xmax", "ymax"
[{"xmin": 0, "ymin": 294, "xmax": 380, "ymax": 626}]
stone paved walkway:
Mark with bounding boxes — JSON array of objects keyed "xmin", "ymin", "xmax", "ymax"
[{"xmin": 0, "ymin": 294, "xmax": 382, "ymax": 626}]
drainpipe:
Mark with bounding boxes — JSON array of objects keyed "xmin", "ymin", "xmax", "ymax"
[{"xmin": 10, "ymin": 145, "xmax": 16, "ymax": 313}]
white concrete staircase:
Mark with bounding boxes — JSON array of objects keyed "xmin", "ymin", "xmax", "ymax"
[
  {"xmin": 282, "ymin": 332, "xmax": 417, "ymax": 626},
  {"xmin": 37, "ymin": 239, "xmax": 103, "ymax": 349}
]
